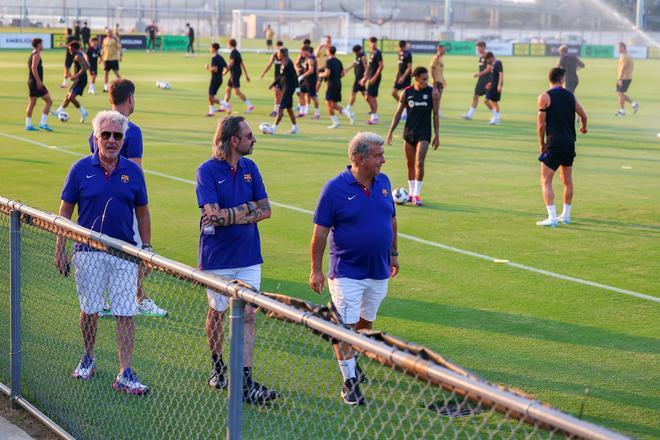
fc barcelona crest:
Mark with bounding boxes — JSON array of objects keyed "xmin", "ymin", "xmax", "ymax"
[
  {"xmin": 381, "ymin": 188, "xmax": 389, "ymax": 197},
  {"xmin": 121, "ymin": 174, "xmax": 130, "ymax": 183},
  {"xmin": 244, "ymin": 173, "xmax": 252, "ymax": 183}
]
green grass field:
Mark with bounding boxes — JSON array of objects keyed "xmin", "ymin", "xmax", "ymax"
[{"xmin": 0, "ymin": 47, "xmax": 659, "ymax": 439}]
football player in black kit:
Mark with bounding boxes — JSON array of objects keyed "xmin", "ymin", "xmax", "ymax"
[
  {"xmin": 60, "ymin": 27, "xmax": 76, "ymax": 89},
  {"xmin": 264, "ymin": 47, "xmax": 299, "ymax": 135},
  {"xmin": 462, "ymin": 41, "xmax": 491, "ymax": 121},
  {"xmin": 391, "ymin": 40, "xmax": 413, "ymax": 120},
  {"xmin": 298, "ymin": 45, "xmax": 321, "ymax": 119},
  {"xmin": 386, "ymin": 67, "xmax": 440, "ymax": 207},
  {"xmin": 25, "ymin": 38, "xmax": 54, "ymax": 132},
  {"xmin": 85, "ymin": 37, "xmax": 100, "ymax": 94},
  {"xmin": 204, "ymin": 43, "xmax": 227, "ymax": 116},
  {"xmin": 536, "ymin": 67, "xmax": 588, "ymax": 227},
  {"xmin": 259, "ymin": 40, "xmax": 284, "ymax": 117},
  {"xmin": 53, "ymin": 41, "xmax": 90, "ymax": 123},
  {"xmin": 361, "ymin": 37, "xmax": 384, "ymax": 125},
  {"xmin": 343, "ymin": 44, "xmax": 368, "ymax": 116},
  {"xmin": 320, "ymin": 46, "xmax": 355, "ymax": 129},
  {"xmin": 223, "ymin": 39, "xmax": 254, "ymax": 114}
]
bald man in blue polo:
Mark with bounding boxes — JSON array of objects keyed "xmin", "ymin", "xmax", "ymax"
[{"xmin": 309, "ymin": 132, "xmax": 399, "ymax": 406}]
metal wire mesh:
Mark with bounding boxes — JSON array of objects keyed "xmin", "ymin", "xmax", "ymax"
[
  {"xmin": 0, "ymin": 200, "xmax": 628, "ymax": 440},
  {"xmin": 0, "ymin": 211, "xmax": 9, "ymax": 385}
]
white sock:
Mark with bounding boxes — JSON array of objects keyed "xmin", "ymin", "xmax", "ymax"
[
  {"xmin": 467, "ymin": 107, "xmax": 476, "ymax": 117},
  {"xmin": 40, "ymin": 114, "xmax": 48, "ymax": 125},
  {"xmin": 314, "ymin": 108, "xmax": 320, "ymax": 116},
  {"xmin": 561, "ymin": 204, "xmax": 571, "ymax": 218},
  {"xmin": 408, "ymin": 180, "xmax": 415, "ymax": 196},
  {"xmin": 273, "ymin": 103, "xmax": 278, "ymax": 111},
  {"xmin": 619, "ymin": 108, "xmax": 625, "ymax": 113},
  {"xmin": 292, "ymin": 124, "xmax": 298, "ymax": 131},
  {"xmin": 491, "ymin": 109, "xmax": 498, "ymax": 117},
  {"xmin": 331, "ymin": 115, "xmax": 339, "ymax": 125},
  {"xmin": 56, "ymin": 106, "xmax": 64, "ymax": 113},
  {"xmin": 79, "ymin": 106, "xmax": 86, "ymax": 114},
  {"xmin": 346, "ymin": 104, "xmax": 352, "ymax": 111},
  {"xmin": 209, "ymin": 105, "xmax": 215, "ymax": 113},
  {"xmin": 103, "ymin": 83, "xmax": 109, "ymax": 91},
  {"xmin": 341, "ymin": 108, "xmax": 351, "ymax": 118},
  {"xmin": 304, "ymin": 104, "xmax": 309, "ymax": 114},
  {"xmin": 245, "ymin": 99, "xmax": 252, "ymax": 107},
  {"xmin": 546, "ymin": 205, "xmax": 557, "ymax": 220},
  {"xmin": 416, "ymin": 180, "xmax": 424, "ymax": 197},
  {"xmin": 89, "ymin": 83, "xmax": 95, "ymax": 92},
  {"xmin": 338, "ymin": 358, "xmax": 356, "ymax": 381},
  {"xmin": 371, "ymin": 113, "xmax": 378, "ymax": 120},
  {"xmin": 271, "ymin": 124, "xmax": 278, "ymax": 133},
  {"xmin": 25, "ymin": 117, "xmax": 32, "ymax": 127},
  {"xmin": 61, "ymin": 78, "xmax": 67, "ymax": 86}
]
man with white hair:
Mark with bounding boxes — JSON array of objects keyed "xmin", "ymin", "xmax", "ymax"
[
  {"xmin": 309, "ymin": 132, "xmax": 399, "ymax": 405},
  {"xmin": 55, "ymin": 110, "xmax": 151, "ymax": 395}
]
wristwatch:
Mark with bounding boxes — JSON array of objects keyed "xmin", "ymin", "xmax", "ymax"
[
  {"xmin": 390, "ymin": 250, "xmax": 399, "ymax": 257},
  {"xmin": 141, "ymin": 243, "xmax": 153, "ymax": 252}
]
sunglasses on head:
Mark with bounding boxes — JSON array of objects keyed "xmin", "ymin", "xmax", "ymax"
[{"xmin": 100, "ymin": 131, "xmax": 124, "ymax": 141}]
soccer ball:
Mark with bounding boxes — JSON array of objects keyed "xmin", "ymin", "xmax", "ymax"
[
  {"xmin": 58, "ymin": 16, "xmax": 66, "ymax": 24},
  {"xmin": 155, "ymin": 80, "xmax": 171, "ymax": 89},
  {"xmin": 392, "ymin": 187, "xmax": 409, "ymax": 205},
  {"xmin": 57, "ymin": 111, "xmax": 69, "ymax": 123},
  {"xmin": 259, "ymin": 122, "xmax": 272, "ymax": 134}
]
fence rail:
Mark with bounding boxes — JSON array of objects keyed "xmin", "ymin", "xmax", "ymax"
[{"xmin": 0, "ymin": 195, "xmax": 628, "ymax": 439}]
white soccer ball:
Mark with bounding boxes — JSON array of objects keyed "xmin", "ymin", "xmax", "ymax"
[
  {"xmin": 392, "ymin": 187, "xmax": 409, "ymax": 205},
  {"xmin": 58, "ymin": 111, "xmax": 69, "ymax": 123},
  {"xmin": 155, "ymin": 80, "xmax": 171, "ymax": 89},
  {"xmin": 259, "ymin": 122, "xmax": 271, "ymax": 134},
  {"xmin": 58, "ymin": 16, "xmax": 66, "ymax": 24}
]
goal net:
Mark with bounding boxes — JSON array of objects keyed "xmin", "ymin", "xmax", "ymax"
[{"xmin": 231, "ymin": 9, "xmax": 350, "ymax": 54}]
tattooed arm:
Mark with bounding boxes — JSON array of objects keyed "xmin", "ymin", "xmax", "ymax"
[
  {"xmin": 242, "ymin": 198, "xmax": 271, "ymax": 224},
  {"xmin": 201, "ymin": 202, "xmax": 254, "ymax": 227}
]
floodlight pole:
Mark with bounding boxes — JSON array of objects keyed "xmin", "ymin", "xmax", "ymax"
[{"xmin": 635, "ymin": 0, "xmax": 645, "ymax": 30}]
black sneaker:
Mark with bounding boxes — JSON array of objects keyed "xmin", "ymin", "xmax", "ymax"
[
  {"xmin": 243, "ymin": 380, "xmax": 279, "ymax": 404},
  {"xmin": 208, "ymin": 368, "xmax": 227, "ymax": 389},
  {"xmin": 355, "ymin": 359, "xmax": 367, "ymax": 384},
  {"xmin": 341, "ymin": 377, "xmax": 366, "ymax": 405}
]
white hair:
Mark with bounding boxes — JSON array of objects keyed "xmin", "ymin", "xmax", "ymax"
[
  {"xmin": 348, "ymin": 132, "xmax": 384, "ymax": 163},
  {"xmin": 92, "ymin": 110, "xmax": 129, "ymax": 138}
]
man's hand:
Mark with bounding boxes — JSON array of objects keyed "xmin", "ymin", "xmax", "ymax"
[
  {"xmin": 55, "ymin": 247, "xmax": 70, "ymax": 277},
  {"xmin": 539, "ymin": 143, "xmax": 546, "ymax": 153},
  {"xmin": 309, "ymin": 269, "xmax": 326, "ymax": 294},
  {"xmin": 359, "ymin": 77, "xmax": 367, "ymax": 87},
  {"xmin": 442, "ymin": 80, "xmax": 447, "ymax": 89},
  {"xmin": 485, "ymin": 82, "xmax": 492, "ymax": 90},
  {"xmin": 36, "ymin": 81, "xmax": 44, "ymax": 90},
  {"xmin": 396, "ymin": 77, "xmax": 404, "ymax": 85},
  {"xmin": 204, "ymin": 63, "xmax": 209, "ymax": 70},
  {"xmin": 617, "ymin": 79, "xmax": 622, "ymax": 87},
  {"xmin": 432, "ymin": 135, "xmax": 440, "ymax": 150},
  {"xmin": 580, "ymin": 126, "xmax": 588, "ymax": 134},
  {"xmin": 473, "ymin": 72, "xmax": 479, "ymax": 78},
  {"xmin": 385, "ymin": 131, "xmax": 394, "ymax": 145},
  {"xmin": 390, "ymin": 256, "xmax": 399, "ymax": 278},
  {"xmin": 246, "ymin": 75, "xmax": 251, "ymax": 82},
  {"xmin": 497, "ymin": 85, "xmax": 502, "ymax": 93}
]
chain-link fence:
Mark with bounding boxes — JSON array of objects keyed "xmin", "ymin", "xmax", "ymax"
[{"xmin": 0, "ymin": 196, "xmax": 629, "ymax": 440}]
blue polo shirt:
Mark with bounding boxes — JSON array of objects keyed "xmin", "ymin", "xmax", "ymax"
[
  {"xmin": 196, "ymin": 157, "xmax": 268, "ymax": 270},
  {"xmin": 61, "ymin": 151, "xmax": 148, "ymax": 249},
  {"xmin": 88, "ymin": 121, "xmax": 143, "ymax": 159},
  {"xmin": 314, "ymin": 166, "xmax": 395, "ymax": 280}
]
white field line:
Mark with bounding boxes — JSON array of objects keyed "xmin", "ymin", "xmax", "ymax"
[{"xmin": 2, "ymin": 131, "xmax": 658, "ymax": 304}]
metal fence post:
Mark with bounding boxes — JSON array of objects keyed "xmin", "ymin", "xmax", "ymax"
[
  {"xmin": 227, "ymin": 297, "xmax": 244, "ymax": 440},
  {"xmin": 9, "ymin": 210, "xmax": 22, "ymax": 408}
]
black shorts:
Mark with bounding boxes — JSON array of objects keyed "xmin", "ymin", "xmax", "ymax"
[
  {"xmin": 104, "ymin": 60, "xmax": 119, "ymax": 72},
  {"xmin": 65, "ymin": 52, "xmax": 74, "ymax": 69},
  {"xmin": 280, "ymin": 88, "xmax": 295, "ymax": 109},
  {"xmin": 564, "ymin": 77, "xmax": 578, "ymax": 93},
  {"xmin": 393, "ymin": 78, "xmax": 411, "ymax": 90},
  {"xmin": 367, "ymin": 77, "xmax": 381, "ymax": 97},
  {"xmin": 228, "ymin": 74, "xmax": 241, "ymax": 89},
  {"xmin": 70, "ymin": 79, "xmax": 87, "ymax": 96},
  {"xmin": 300, "ymin": 82, "xmax": 310, "ymax": 94},
  {"xmin": 304, "ymin": 78, "xmax": 317, "ymax": 97},
  {"xmin": 616, "ymin": 79, "xmax": 631, "ymax": 93},
  {"xmin": 209, "ymin": 79, "xmax": 222, "ymax": 96},
  {"xmin": 89, "ymin": 64, "xmax": 98, "ymax": 75},
  {"xmin": 434, "ymin": 81, "xmax": 444, "ymax": 96},
  {"xmin": 266, "ymin": 39, "xmax": 273, "ymax": 46},
  {"xmin": 539, "ymin": 144, "xmax": 576, "ymax": 171},
  {"xmin": 352, "ymin": 81, "xmax": 365, "ymax": 93},
  {"xmin": 28, "ymin": 80, "xmax": 49, "ymax": 98},
  {"xmin": 486, "ymin": 89, "xmax": 501, "ymax": 102},
  {"xmin": 325, "ymin": 84, "xmax": 342, "ymax": 102},
  {"xmin": 403, "ymin": 129, "xmax": 431, "ymax": 145},
  {"xmin": 474, "ymin": 78, "xmax": 488, "ymax": 96}
]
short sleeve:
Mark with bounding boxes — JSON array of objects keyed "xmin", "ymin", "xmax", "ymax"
[
  {"xmin": 405, "ymin": 51, "xmax": 413, "ymax": 64},
  {"xmin": 195, "ymin": 164, "xmax": 218, "ymax": 208},
  {"xmin": 134, "ymin": 168, "xmax": 149, "ymax": 207},
  {"xmin": 250, "ymin": 163, "xmax": 268, "ymax": 201},
  {"xmin": 61, "ymin": 163, "xmax": 80, "ymax": 204},
  {"xmin": 313, "ymin": 182, "xmax": 335, "ymax": 228},
  {"xmin": 124, "ymin": 124, "xmax": 143, "ymax": 159}
]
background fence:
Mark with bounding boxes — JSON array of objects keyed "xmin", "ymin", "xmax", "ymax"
[{"xmin": 0, "ymin": 196, "xmax": 628, "ymax": 439}]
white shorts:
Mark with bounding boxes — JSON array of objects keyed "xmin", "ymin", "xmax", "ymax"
[
  {"xmin": 328, "ymin": 277, "xmax": 389, "ymax": 325},
  {"xmin": 204, "ymin": 264, "xmax": 261, "ymax": 312},
  {"xmin": 73, "ymin": 251, "xmax": 138, "ymax": 316},
  {"xmin": 132, "ymin": 213, "xmax": 141, "ymax": 247}
]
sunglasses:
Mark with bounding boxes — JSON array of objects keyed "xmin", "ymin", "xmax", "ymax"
[{"xmin": 100, "ymin": 131, "xmax": 124, "ymax": 141}]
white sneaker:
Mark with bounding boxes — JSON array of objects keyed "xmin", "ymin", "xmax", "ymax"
[
  {"xmin": 632, "ymin": 102, "xmax": 639, "ymax": 114},
  {"xmin": 288, "ymin": 126, "xmax": 300, "ymax": 134},
  {"xmin": 488, "ymin": 117, "xmax": 500, "ymax": 126},
  {"xmin": 557, "ymin": 215, "xmax": 570, "ymax": 225},
  {"xmin": 536, "ymin": 218, "xmax": 558, "ymax": 227},
  {"xmin": 615, "ymin": 110, "xmax": 625, "ymax": 117},
  {"xmin": 80, "ymin": 109, "xmax": 89, "ymax": 123},
  {"xmin": 137, "ymin": 298, "xmax": 168, "ymax": 317},
  {"xmin": 348, "ymin": 112, "xmax": 356, "ymax": 125},
  {"xmin": 327, "ymin": 123, "xmax": 340, "ymax": 129},
  {"xmin": 461, "ymin": 114, "xmax": 473, "ymax": 120},
  {"xmin": 72, "ymin": 355, "xmax": 96, "ymax": 379}
]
